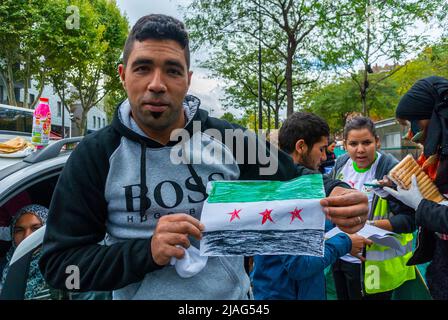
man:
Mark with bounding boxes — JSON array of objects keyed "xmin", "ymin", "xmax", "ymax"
[
  {"xmin": 319, "ymin": 140, "xmax": 337, "ymax": 174},
  {"xmin": 383, "ymin": 76, "xmax": 448, "ymax": 299},
  {"xmin": 278, "ymin": 112, "xmax": 329, "ymax": 171},
  {"xmin": 252, "ymin": 112, "xmax": 371, "ymax": 300},
  {"xmin": 39, "ymin": 15, "xmax": 368, "ymax": 299}
]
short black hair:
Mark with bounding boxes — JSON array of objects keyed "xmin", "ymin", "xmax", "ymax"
[
  {"xmin": 278, "ymin": 112, "xmax": 330, "ymax": 154},
  {"xmin": 343, "ymin": 116, "xmax": 378, "ymax": 140},
  {"xmin": 122, "ymin": 14, "xmax": 190, "ymax": 68}
]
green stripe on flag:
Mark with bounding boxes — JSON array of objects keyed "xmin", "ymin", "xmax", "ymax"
[{"xmin": 208, "ymin": 174, "xmax": 325, "ymax": 203}]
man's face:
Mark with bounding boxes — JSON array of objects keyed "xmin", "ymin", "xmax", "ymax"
[
  {"xmin": 118, "ymin": 39, "xmax": 192, "ymax": 136},
  {"xmin": 299, "ymin": 136, "xmax": 328, "ymax": 170},
  {"xmin": 397, "ymin": 118, "xmax": 430, "ymax": 144},
  {"xmin": 13, "ymin": 213, "xmax": 43, "ymax": 246}
]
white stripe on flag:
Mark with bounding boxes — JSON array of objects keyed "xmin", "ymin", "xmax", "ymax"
[{"xmin": 201, "ymin": 199, "xmax": 324, "ymax": 232}]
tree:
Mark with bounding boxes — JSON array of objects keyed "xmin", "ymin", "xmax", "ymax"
[
  {"xmin": 391, "ymin": 38, "xmax": 448, "ymax": 94},
  {"xmin": 219, "ymin": 112, "xmax": 245, "ymax": 126},
  {"xmin": 66, "ymin": 0, "xmax": 128, "ymax": 135},
  {"xmin": 104, "ymin": 87, "xmax": 127, "ymax": 123},
  {"xmin": 302, "ymin": 74, "xmax": 399, "ymax": 135},
  {"xmin": 0, "ymin": 0, "xmax": 45, "ymax": 107},
  {"xmin": 324, "ymin": 0, "xmax": 446, "ymax": 116},
  {"xmin": 202, "ymin": 38, "xmax": 314, "ymax": 129},
  {"xmin": 0, "ymin": 0, "xmax": 129, "ymax": 135},
  {"xmin": 184, "ymin": 0, "xmax": 357, "ymax": 118}
]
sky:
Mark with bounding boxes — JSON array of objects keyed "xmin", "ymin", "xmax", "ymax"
[{"xmin": 115, "ymin": 0, "xmax": 227, "ymax": 117}]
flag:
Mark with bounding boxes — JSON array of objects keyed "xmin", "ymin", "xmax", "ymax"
[{"xmin": 200, "ymin": 174, "xmax": 326, "ymax": 256}]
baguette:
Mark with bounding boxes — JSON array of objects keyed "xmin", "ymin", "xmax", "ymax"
[{"xmin": 388, "ymin": 154, "xmax": 445, "ymax": 203}]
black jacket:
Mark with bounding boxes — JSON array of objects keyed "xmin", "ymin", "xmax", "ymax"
[{"xmin": 408, "ymin": 199, "xmax": 448, "ymax": 265}]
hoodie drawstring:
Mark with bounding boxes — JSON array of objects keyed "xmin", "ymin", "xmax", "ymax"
[
  {"xmin": 187, "ymin": 163, "xmax": 207, "ymax": 199},
  {"xmin": 139, "ymin": 140, "xmax": 148, "ymax": 222}
]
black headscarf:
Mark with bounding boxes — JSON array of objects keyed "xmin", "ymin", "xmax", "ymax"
[{"xmin": 396, "ymin": 76, "xmax": 448, "ymax": 157}]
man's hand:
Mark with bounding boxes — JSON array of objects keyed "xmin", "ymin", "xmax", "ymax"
[
  {"xmin": 151, "ymin": 213, "xmax": 205, "ymax": 266},
  {"xmin": 321, "ymin": 187, "xmax": 368, "ymax": 234},
  {"xmin": 348, "ymin": 234, "xmax": 373, "ymax": 262}
]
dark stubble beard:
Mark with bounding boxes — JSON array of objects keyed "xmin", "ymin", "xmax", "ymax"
[
  {"xmin": 302, "ymin": 151, "xmax": 318, "ymax": 171},
  {"xmin": 135, "ymin": 104, "xmax": 184, "ymax": 132}
]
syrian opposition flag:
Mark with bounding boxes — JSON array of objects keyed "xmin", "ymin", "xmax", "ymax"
[{"xmin": 200, "ymin": 174, "xmax": 326, "ymax": 257}]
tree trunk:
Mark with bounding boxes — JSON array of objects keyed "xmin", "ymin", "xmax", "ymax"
[
  {"xmin": 285, "ymin": 50, "xmax": 294, "ymax": 117},
  {"xmin": 23, "ymin": 54, "xmax": 31, "ymax": 109},
  {"xmin": 81, "ymin": 107, "xmax": 89, "ymax": 136},
  {"xmin": 361, "ymin": 87, "xmax": 368, "ymax": 116},
  {"xmin": 23, "ymin": 79, "xmax": 29, "ymax": 109},
  {"xmin": 275, "ymin": 105, "xmax": 280, "ymax": 129},
  {"xmin": 362, "ymin": 1, "xmax": 371, "ymax": 116},
  {"xmin": 30, "ymin": 78, "xmax": 44, "ymax": 109},
  {"xmin": 0, "ymin": 71, "xmax": 7, "ymax": 102},
  {"xmin": 6, "ymin": 61, "xmax": 17, "ymax": 106},
  {"xmin": 267, "ymin": 105, "xmax": 271, "ymax": 131}
]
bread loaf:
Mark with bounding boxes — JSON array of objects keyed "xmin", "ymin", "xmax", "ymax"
[{"xmin": 389, "ymin": 154, "xmax": 445, "ymax": 203}]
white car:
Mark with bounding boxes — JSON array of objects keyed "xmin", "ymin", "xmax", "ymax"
[{"xmin": 0, "ymin": 131, "xmax": 82, "ymax": 299}]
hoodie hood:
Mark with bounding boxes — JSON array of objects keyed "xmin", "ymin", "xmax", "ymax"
[{"xmin": 112, "ymin": 94, "xmax": 206, "ymax": 148}]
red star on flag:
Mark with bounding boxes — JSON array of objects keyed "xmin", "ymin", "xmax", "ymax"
[
  {"xmin": 259, "ymin": 209, "xmax": 274, "ymax": 225},
  {"xmin": 227, "ymin": 209, "xmax": 242, "ymax": 222},
  {"xmin": 289, "ymin": 207, "xmax": 304, "ymax": 224}
]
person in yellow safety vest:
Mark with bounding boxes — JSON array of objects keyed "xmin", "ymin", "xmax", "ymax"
[{"xmin": 330, "ymin": 116, "xmax": 417, "ymax": 300}]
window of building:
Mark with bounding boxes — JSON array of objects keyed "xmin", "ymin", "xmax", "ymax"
[
  {"xmin": 14, "ymin": 88, "xmax": 21, "ymax": 103},
  {"xmin": 384, "ymin": 133, "xmax": 401, "ymax": 149},
  {"xmin": 103, "ymin": 118, "xmax": 105, "ymax": 127},
  {"xmin": 57, "ymin": 102, "xmax": 62, "ymax": 117},
  {"xmin": 29, "ymin": 94, "xmax": 35, "ymax": 104},
  {"xmin": 93, "ymin": 116, "xmax": 96, "ymax": 128}
]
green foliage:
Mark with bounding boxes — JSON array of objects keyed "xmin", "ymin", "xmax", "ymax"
[
  {"xmin": 219, "ymin": 112, "xmax": 244, "ymax": 126},
  {"xmin": 104, "ymin": 87, "xmax": 127, "ymax": 123},
  {"xmin": 302, "ymin": 73, "xmax": 399, "ymax": 135},
  {"xmin": 392, "ymin": 38, "xmax": 448, "ymax": 94},
  {"xmin": 0, "ymin": 0, "xmax": 129, "ymax": 134},
  {"xmin": 321, "ymin": 0, "xmax": 447, "ymax": 115},
  {"xmin": 303, "ymin": 38, "xmax": 448, "ymax": 135},
  {"xmin": 184, "ymin": 0, "xmax": 358, "ymax": 118}
]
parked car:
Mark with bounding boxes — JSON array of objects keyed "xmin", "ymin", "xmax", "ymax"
[{"xmin": 0, "ymin": 132, "xmax": 82, "ymax": 299}]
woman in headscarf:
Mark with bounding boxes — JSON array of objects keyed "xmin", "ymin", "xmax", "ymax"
[
  {"xmin": 0, "ymin": 204, "xmax": 51, "ymax": 299},
  {"xmin": 383, "ymin": 75, "xmax": 448, "ymax": 300}
]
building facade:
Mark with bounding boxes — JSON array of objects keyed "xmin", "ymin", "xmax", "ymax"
[{"xmin": 0, "ymin": 80, "xmax": 107, "ymax": 137}]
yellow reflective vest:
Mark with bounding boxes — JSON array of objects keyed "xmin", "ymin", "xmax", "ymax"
[{"xmin": 364, "ymin": 197, "xmax": 415, "ymax": 294}]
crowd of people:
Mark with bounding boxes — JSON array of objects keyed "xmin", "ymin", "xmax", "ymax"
[{"xmin": 0, "ymin": 14, "xmax": 447, "ymax": 300}]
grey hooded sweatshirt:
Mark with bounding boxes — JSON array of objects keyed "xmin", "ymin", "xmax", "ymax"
[{"xmin": 39, "ymin": 95, "xmax": 304, "ymax": 299}]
